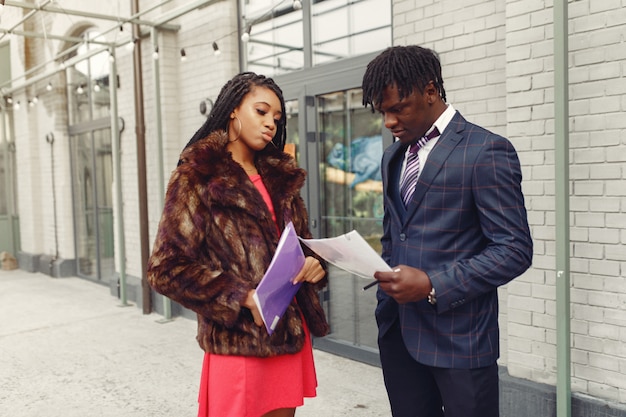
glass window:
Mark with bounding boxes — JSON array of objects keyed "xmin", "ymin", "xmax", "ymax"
[
  {"xmin": 66, "ymin": 30, "xmax": 111, "ymax": 125},
  {"xmin": 244, "ymin": 0, "xmax": 304, "ymax": 75},
  {"xmin": 312, "ymin": 0, "xmax": 391, "ymax": 66},
  {"xmin": 242, "ymin": 0, "xmax": 391, "ymax": 76},
  {"xmin": 316, "ymin": 88, "xmax": 384, "ymax": 351},
  {"xmin": 284, "ymin": 99, "xmax": 300, "ymax": 160}
]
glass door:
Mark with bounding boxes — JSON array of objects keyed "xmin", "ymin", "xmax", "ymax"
[
  {"xmin": 275, "ymin": 52, "xmax": 391, "ymax": 365},
  {"xmin": 0, "ymin": 127, "xmax": 19, "ymax": 254},
  {"xmin": 314, "ymin": 87, "xmax": 385, "ymax": 362},
  {"xmin": 70, "ymin": 126, "xmax": 114, "ymax": 282}
]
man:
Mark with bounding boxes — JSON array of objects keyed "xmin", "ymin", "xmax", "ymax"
[{"xmin": 363, "ymin": 45, "xmax": 533, "ymax": 417}]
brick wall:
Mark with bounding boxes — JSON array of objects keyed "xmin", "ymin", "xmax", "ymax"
[{"xmin": 396, "ymin": 0, "xmax": 626, "ymax": 408}]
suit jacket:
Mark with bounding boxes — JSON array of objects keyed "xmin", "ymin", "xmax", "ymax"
[
  {"xmin": 147, "ymin": 131, "xmax": 329, "ymax": 357},
  {"xmin": 376, "ymin": 111, "xmax": 533, "ymax": 369}
]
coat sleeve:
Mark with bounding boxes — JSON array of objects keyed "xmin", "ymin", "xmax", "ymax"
[
  {"xmin": 427, "ymin": 135, "xmax": 533, "ymax": 314},
  {"xmin": 147, "ymin": 169, "xmax": 251, "ymax": 328}
]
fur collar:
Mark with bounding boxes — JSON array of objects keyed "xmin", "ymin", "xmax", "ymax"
[{"xmin": 178, "ymin": 130, "xmax": 306, "ymax": 211}]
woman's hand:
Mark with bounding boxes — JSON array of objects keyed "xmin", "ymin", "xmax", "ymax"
[
  {"xmin": 242, "ymin": 289, "xmax": 264, "ymax": 327},
  {"xmin": 292, "ymin": 256, "xmax": 325, "ymax": 285}
]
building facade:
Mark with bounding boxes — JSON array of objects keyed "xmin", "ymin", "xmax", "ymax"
[{"xmin": 1, "ymin": 0, "xmax": 625, "ymax": 415}]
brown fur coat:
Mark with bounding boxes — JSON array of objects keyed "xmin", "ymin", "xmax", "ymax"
[{"xmin": 147, "ymin": 131, "xmax": 329, "ymax": 357}]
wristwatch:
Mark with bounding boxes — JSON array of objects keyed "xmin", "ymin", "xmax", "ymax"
[{"xmin": 427, "ymin": 286, "xmax": 437, "ymax": 305}]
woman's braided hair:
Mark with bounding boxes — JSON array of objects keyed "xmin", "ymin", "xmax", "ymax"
[
  {"xmin": 181, "ymin": 71, "xmax": 287, "ymax": 154},
  {"xmin": 362, "ymin": 45, "xmax": 446, "ymax": 111}
]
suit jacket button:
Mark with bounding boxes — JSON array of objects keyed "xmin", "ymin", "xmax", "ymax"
[{"xmin": 399, "ymin": 233, "xmax": 406, "ymax": 241}]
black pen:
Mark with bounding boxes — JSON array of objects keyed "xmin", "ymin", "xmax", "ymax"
[
  {"xmin": 362, "ymin": 280, "xmax": 378, "ymax": 291},
  {"xmin": 362, "ymin": 268, "xmax": 400, "ymax": 291}
]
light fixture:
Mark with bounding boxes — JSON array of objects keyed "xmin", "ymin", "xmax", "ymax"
[
  {"xmin": 241, "ymin": 26, "xmax": 251, "ymax": 42},
  {"xmin": 293, "ymin": 0, "xmax": 302, "ymax": 10},
  {"xmin": 212, "ymin": 41, "xmax": 221, "ymax": 56},
  {"xmin": 32, "ymin": 96, "xmax": 39, "ymax": 104},
  {"xmin": 46, "ymin": 82, "xmax": 53, "ymax": 91},
  {"xmin": 152, "ymin": 46, "xmax": 159, "ymax": 60},
  {"xmin": 0, "ymin": 0, "xmax": 5, "ymax": 15},
  {"xmin": 126, "ymin": 37, "xmax": 136, "ymax": 52},
  {"xmin": 93, "ymin": 83, "xmax": 101, "ymax": 93},
  {"xmin": 6, "ymin": 96, "xmax": 12, "ymax": 104},
  {"xmin": 76, "ymin": 85, "xmax": 84, "ymax": 95},
  {"xmin": 180, "ymin": 48, "xmax": 187, "ymax": 62},
  {"xmin": 14, "ymin": 101, "xmax": 20, "ymax": 110},
  {"xmin": 28, "ymin": 100, "xmax": 34, "ymax": 107}
]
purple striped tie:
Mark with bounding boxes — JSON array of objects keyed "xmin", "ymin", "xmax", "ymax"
[{"xmin": 399, "ymin": 127, "xmax": 440, "ymax": 206}]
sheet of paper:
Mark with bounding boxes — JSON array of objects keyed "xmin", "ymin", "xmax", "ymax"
[
  {"xmin": 300, "ymin": 231, "xmax": 391, "ymax": 279},
  {"xmin": 253, "ymin": 221, "xmax": 304, "ymax": 335}
]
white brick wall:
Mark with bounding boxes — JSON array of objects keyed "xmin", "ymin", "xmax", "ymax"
[
  {"xmin": 398, "ymin": 0, "xmax": 626, "ymax": 406},
  {"xmin": 504, "ymin": 0, "xmax": 626, "ymax": 405}
]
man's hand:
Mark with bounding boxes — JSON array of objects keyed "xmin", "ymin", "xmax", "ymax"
[{"xmin": 373, "ymin": 265, "xmax": 432, "ymax": 304}]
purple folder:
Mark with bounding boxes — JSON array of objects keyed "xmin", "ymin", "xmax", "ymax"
[{"xmin": 253, "ymin": 221, "xmax": 305, "ymax": 335}]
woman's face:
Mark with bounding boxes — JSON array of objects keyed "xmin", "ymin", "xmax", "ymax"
[{"xmin": 229, "ymin": 86, "xmax": 282, "ymax": 151}]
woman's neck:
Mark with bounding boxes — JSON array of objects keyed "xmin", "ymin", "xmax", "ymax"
[{"xmin": 228, "ymin": 141, "xmax": 257, "ymax": 174}]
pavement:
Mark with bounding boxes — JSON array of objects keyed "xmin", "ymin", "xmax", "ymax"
[{"xmin": 0, "ymin": 268, "xmax": 390, "ymax": 417}]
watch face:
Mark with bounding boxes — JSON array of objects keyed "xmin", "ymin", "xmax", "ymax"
[{"xmin": 428, "ymin": 287, "xmax": 437, "ymax": 305}]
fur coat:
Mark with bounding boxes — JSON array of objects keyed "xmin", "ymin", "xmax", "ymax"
[{"xmin": 147, "ymin": 131, "xmax": 329, "ymax": 357}]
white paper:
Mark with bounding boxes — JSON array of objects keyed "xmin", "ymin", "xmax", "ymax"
[{"xmin": 299, "ymin": 231, "xmax": 392, "ymax": 279}]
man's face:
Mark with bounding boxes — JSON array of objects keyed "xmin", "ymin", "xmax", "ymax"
[{"xmin": 374, "ymin": 83, "xmax": 434, "ymax": 145}]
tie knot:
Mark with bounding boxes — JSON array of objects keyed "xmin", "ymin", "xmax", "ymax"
[{"xmin": 409, "ymin": 127, "xmax": 440, "ymax": 154}]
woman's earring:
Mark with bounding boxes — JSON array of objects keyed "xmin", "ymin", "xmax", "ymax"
[{"xmin": 230, "ymin": 116, "xmax": 242, "ymax": 142}]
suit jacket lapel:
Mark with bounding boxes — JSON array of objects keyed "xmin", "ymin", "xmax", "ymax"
[
  {"xmin": 403, "ymin": 114, "xmax": 465, "ymax": 221},
  {"xmin": 382, "ymin": 141, "xmax": 406, "ymax": 225}
]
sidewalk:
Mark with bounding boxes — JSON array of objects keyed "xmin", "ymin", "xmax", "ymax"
[{"xmin": 0, "ymin": 269, "xmax": 390, "ymax": 417}]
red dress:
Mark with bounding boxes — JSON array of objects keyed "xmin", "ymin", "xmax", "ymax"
[{"xmin": 197, "ymin": 173, "xmax": 318, "ymax": 417}]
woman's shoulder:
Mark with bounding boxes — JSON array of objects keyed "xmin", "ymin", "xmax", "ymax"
[{"xmin": 180, "ymin": 130, "xmax": 228, "ymax": 159}]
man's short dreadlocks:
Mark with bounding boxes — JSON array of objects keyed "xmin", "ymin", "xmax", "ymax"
[{"xmin": 362, "ymin": 45, "xmax": 446, "ymax": 111}]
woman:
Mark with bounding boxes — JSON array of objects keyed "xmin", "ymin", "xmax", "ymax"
[{"xmin": 147, "ymin": 72, "xmax": 330, "ymax": 417}]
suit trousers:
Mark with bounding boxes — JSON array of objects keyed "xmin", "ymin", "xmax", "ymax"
[{"xmin": 378, "ymin": 320, "xmax": 499, "ymax": 417}]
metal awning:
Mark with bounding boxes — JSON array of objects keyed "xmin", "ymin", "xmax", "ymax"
[{"xmin": 0, "ymin": 0, "xmax": 223, "ymax": 93}]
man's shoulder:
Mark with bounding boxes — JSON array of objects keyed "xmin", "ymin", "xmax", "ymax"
[{"xmin": 448, "ymin": 112, "xmax": 508, "ymax": 143}]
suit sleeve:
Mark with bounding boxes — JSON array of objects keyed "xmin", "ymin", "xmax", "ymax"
[{"xmin": 428, "ymin": 135, "xmax": 533, "ymax": 313}]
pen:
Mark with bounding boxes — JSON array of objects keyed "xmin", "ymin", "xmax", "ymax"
[
  {"xmin": 362, "ymin": 268, "xmax": 401, "ymax": 291},
  {"xmin": 362, "ymin": 280, "xmax": 378, "ymax": 291}
]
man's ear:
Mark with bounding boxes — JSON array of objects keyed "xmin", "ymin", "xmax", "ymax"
[{"xmin": 425, "ymin": 81, "xmax": 439, "ymax": 103}]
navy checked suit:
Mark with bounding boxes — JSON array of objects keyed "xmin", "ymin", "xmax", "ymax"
[{"xmin": 376, "ymin": 111, "xmax": 533, "ymax": 414}]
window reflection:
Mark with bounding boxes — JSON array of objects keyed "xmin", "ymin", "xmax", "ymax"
[
  {"xmin": 242, "ymin": 0, "xmax": 391, "ymax": 75},
  {"xmin": 317, "ymin": 88, "xmax": 384, "ymax": 350},
  {"xmin": 66, "ymin": 30, "xmax": 111, "ymax": 125},
  {"xmin": 244, "ymin": 1, "xmax": 304, "ymax": 75},
  {"xmin": 312, "ymin": 0, "xmax": 391, "ymax": 66},
  {"xmin": 285, "ymin": 99, "xmax": 300, "ymax": 160}
]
